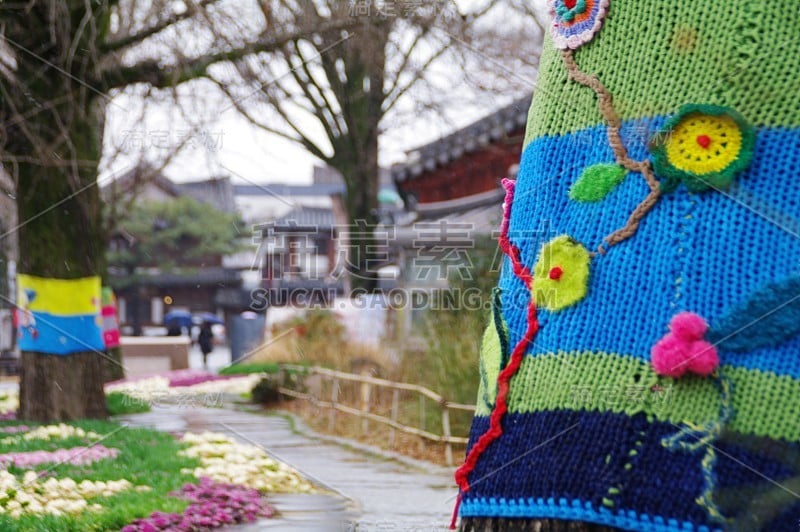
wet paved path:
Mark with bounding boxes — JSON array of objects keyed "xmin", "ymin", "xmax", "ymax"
[{"xmin": 118, "ymin": 407, "xmax": 457, "ymax": 531}]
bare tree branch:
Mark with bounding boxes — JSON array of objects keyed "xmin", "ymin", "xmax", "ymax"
[
  {"xmin": 102, "ymin": 0, "xmax": 222, "ymax": 53},
  {"xmin": 100, "ymin": 17, "xmax": 359, "ymax": 90}
]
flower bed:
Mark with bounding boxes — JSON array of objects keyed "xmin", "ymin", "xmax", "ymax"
[
  {"xmin": 0, "ymin": 369, "xmax": 267, "ymax": 420},
  {"xmin": 0, "ymin": 423, "xmax": 100, "ymax": 444},
  {"xmin": 0, "ymin": 445, "xmax": 119, "ymax": 468},
  {"xmin": 0, "ymin": 419, "xmax": 315, "ymax": 531},
  {"xmin": 179, "ymin": 431, "xmax": 314, "ymax": 493},
  {"xmin": 0, "ymin": 420, "xmax": 199, "ymax": 531},
  {"xmin": 105, "ymin": 371, "xmax": 263, "ymax": 407},
  {"xmin": 0, "ymin": 470, "xmax": 142, "ymax": 518},
  {"xmin": 0, "ymin": 368, "xmax": 306, "ymax": 529},
  {"xmin": 0, "ymin": 426, "xmax": 29, "ymax": 434},
  {"xmin": 122, "ymin": 477, "xmax": 274, "ymax": 531},
  {"xmin": 0, "ymin": 393, "xmax": 18, "ymax": 417}
]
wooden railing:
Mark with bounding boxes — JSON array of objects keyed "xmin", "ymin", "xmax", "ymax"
[{"xmin": 276, "ymin": 364, "xmax": 475, "ymax": 466}]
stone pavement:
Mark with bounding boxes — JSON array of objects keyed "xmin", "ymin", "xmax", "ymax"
[{"xmin": 117, "ymin": 407, "xmax": 458, "ymax": 531}]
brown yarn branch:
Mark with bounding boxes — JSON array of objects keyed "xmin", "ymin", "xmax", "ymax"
[{"xmin": 561, "ymin": 49, "xmax": 662, "ymax": 252}]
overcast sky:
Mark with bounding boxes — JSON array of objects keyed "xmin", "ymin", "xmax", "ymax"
[
  {"xmin": 99, "ymin": 1, "xmax": 545, "ymax": 187},
  {"xmin": 102, "ymin": 83, "xmax": 519, "ymax": 186}
]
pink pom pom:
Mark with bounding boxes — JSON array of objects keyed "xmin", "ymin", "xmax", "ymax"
[
  {"xmin": 651, "ymin": 335, "xmax": 691, "ymax": 378},
  {"xmin": 651, "ymin": 312, "xmax": 719, "ymax": 378},
  {"xmin": 669, "ymin": 312, "xmax": 708, "ymax": 341},
  {"xmin": 686, "ymin": 340, "xmax": 719, "ymax": 377}
]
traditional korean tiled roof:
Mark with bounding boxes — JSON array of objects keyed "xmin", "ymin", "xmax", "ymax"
[{"xmin": 390, "ymin": 96, "xmax": 531, "ymax": 183}]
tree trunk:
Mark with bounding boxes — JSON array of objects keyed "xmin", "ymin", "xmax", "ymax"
[
  {"xmin": 342, "ymin": 161, "xmax": 381, "ymax": 293},
  {"xmin": 102, "ymin": 347, "xmax": 125, "ymax": 383},
  {"xmin": 20, "ymin": 352, "xmax": 108, "ymax": 420},
  {"xmin": 14, "ymin": 114, "xmax": 109, "ymax": 421},
  {"xmin": 3, "ymin": 0, "xmax": 112, "ymax": 421},
  {"xmin": 331, "ymin": 39, "xmax": 385, "ymax": 294}
]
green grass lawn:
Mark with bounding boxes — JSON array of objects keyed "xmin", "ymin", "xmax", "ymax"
[
  {"xmin": 0, "ymin": 419, "xmax": 199, "ymax": 531},
  {"xmin": 105, "ymin": 392, "xmax": 151, "ymax": 416}
]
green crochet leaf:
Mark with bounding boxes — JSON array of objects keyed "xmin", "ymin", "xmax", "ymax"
[
  {"xmin": 479, "ymin": 288, "xmax": 510, "ymax": 409},
  {"xmin": 569, "ymin": 163, "xmax": 628, "ymax": 202}
]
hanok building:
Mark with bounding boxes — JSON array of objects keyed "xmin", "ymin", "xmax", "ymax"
[
  {"xmin": 257, "ymin": 205, "xmax": 343, "ymax": 306},
  {"xmin": 104, "ymin": 168, "xmax": 244, "ymax": 332},
  {"xmin": 246, "ymin": 165, "xmax": 402, "ymax": 304},
  {"xmin": 390, "ymin": 96, "xmax": 530, "ymax": 288}
]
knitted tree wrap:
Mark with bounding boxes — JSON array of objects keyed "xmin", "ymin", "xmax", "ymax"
[{"xmin": 457, "ymin": 1, "xmax": 800, "ymax": 530}]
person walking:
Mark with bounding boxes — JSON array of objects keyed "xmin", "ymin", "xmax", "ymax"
[{"xmin": 198, "ymin": 321, "xmax": 214, "ymax": 370}]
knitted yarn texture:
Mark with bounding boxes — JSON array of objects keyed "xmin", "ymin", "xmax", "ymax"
[{"xmin": 455, "ymin": 1, "xmax": 800, "ymax": 530}]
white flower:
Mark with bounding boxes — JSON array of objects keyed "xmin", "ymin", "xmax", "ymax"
[
  {"xmin": 179, "ymin": 431, "xmax": 314, "ymax": 493},
  {"xmin": 1, "ymin": 424, "xmax": 101, "ymax": 444},
  {"xmin": 0, "ymin": 472, "xmax": 140, "ymax": 517}
]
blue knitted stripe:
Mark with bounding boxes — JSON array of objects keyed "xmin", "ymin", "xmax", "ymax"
[
  {"xmin": 462, "ymin": 411, "xmax": 800, "ymax": 530},
  {"xmin": 460, "ymin": 498, "xmax": 718, "ymax": 532},
  {"xmin": 500, "ymin": 120, "xmax": 800, "ymax": 380}
]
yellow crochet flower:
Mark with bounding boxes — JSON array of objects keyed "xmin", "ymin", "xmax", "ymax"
[
  {"xmin": 665, "ymin": 113, "xmax": 743, "ymax": 175},
  {"xmin": 650, "ymin": 104, "xmax": 755, "ymax": 192}
]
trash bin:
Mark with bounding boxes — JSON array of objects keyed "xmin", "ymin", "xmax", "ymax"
[{"xmin": 227, "ymin": 312, "xmax": 266, "ymax": 364}]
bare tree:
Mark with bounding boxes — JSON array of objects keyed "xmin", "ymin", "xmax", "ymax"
[
  {"xmin": 0, "ymin": 0, "xmax": 355, "ymax": 421},
  {"xmin": 207, "ymin": 0, "xmax": 543, "ymax": 290},
  {"xmin": 0, "ymin": 0, "xmax": 542, "ymax": 420}
]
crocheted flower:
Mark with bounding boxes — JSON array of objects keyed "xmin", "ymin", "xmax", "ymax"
[
  {"xmin": 650, "ymin": 104, "xmax": 755, "ymax": 193},
  {"xmin": 532, "ymin": 236, "xmax": 591, "ymax": 311},
  {"xmin": 549, "ymin": 0, "xmax": 610, "ymax": 50},
  {"xmin": 651, "ymin": 312, "xmax": 719, "ymax": 378}
]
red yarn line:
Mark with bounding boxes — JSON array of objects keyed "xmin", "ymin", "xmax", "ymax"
[
  {"xmin": 454, "ymin": 298, "xmax": 539, "ymax": 492},
  {"xmin": 498, "ymin": 234, "xmax": 533, "ymax": 288},
  {"xmin": 450, "ymin": 186, "xmax": 540, "ymax": 525},
  {"xmin": 448, "ymin": 493, "xmax": 462, "ymax": 529}
]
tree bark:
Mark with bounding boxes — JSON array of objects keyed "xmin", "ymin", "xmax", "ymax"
[
  {"xmin": 102, "ymin": 347, "xmax": 125, "ymax": 383},
  {"xmin": 337, "ymin": 157, "xmax": 381, "ymax": 293},
  {"xmin": 11, "ymin": 92, "xmax": 109, "ymax": 420},
  {"xmin": 20, "ymin": 352, "xmax": 108, "ymax": 421},
  {"xmin": 16, "ymin": 153, "xmax": 110, "ymax": 421},
  {"xmin": 325, "ymin": 21, "xmax": 387, "ymax": 293},
  {"xmin": 3, "ymin": 1, "xmax": 112, "ymax": 421}
]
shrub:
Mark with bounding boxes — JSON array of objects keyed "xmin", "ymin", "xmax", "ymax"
[
  {"xmin": 399, "ymin": 234, "xmax": 499, "ymax": 434},
  {"xmin": 248, "ymin": 310, "xmax": 392, "ymax": 372},
  {"xmin": 250, "ymin": 377, "xmax": 282, "ymax": 405}
]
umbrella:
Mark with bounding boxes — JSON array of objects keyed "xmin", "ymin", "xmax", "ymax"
[
  {"xmin": 378, "ymin": 188, "xmax": 402, "ymax": 205},
  {"xmin": 164, "ymin": 310, "xmax": 192, "ymax": 328},
  {"xmin": 193, "ymin": 312, "xmax": 224, "ymax": 325}
]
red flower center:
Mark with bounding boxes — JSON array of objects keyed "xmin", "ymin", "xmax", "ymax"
[
  {"xmin": 564, "ymin": 0, "xmax": 577, "ymax": 8},
  {"xmin": 548, "ymin": 266, "xmax": 564, "ymax": 280},
  {"xmin": 696, "ymin": 134, "xmax": 712, "ymax": 149}
]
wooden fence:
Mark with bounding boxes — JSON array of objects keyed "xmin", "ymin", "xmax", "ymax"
[{"xmin": 276, "ymin": 364, "xmax": 475, "ymax": 466}]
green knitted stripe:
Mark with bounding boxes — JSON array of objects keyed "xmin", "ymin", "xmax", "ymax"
[
  {"xmin": 474, "ymin": 351, "xmax": 800, "ymax": 442},
  {"xmin": 525, "ymin": 1, "xmax": 800, "ymax": 143}
]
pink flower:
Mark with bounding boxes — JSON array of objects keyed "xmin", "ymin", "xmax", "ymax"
[
  {"xmin": 123, "ymin": 478, "xmax": 273, "ymax": 531},
  {"xmin": 0, "ymin": 445, "xmax": 119, "ymax": 468}
]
